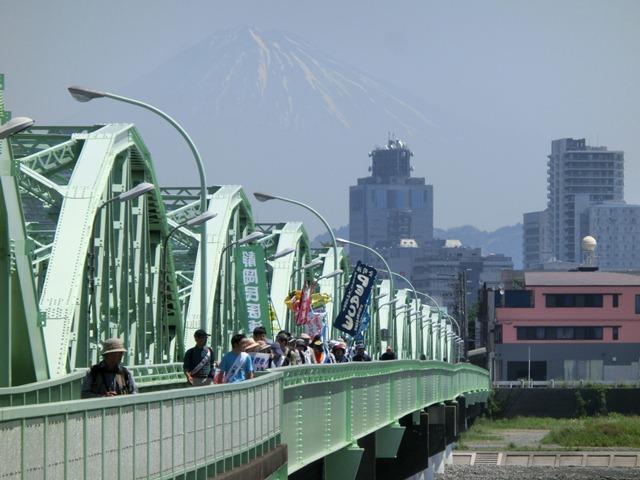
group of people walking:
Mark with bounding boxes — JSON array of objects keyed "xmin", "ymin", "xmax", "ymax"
[{"xmin": 81, "ymin": 326, "xmax": 397, "ymax": 397}]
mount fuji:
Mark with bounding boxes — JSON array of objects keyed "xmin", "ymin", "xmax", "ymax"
[{"xmin": 72, "ymin": 26, "xmax": 473, "ymax": 233}]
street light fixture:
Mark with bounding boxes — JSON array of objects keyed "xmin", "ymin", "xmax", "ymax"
[
  {"xmin": 159, "ymin": 211, "xmax": 217, "ymax": 362},
  {"xmin": 0, "ymin": 117, "xmax": 34, "ymax": 139},
  {"xmin": 374, "ymin": 298, "xmax": 398, "ymax": 315},
  {"xmin": 254, "ymin": 192, "xmax": 339, "ymax": 319},
  {"xmin": 269, "ymin": 248, "xmax": 295, "ymax": 261},
  {"xmin": 87, "ymin": 182, "xmax": 155, "ymax": 362},
  {"xmin": 236, "ymin": 231, "xmax": 266, "ymax": 246},
  {"xmin": 69, "ymin": 85, "xmax": 211, "ymax": 334},
  {"xmin": 300, "ymin": 258, "xmax": 324, "ymax": 270},
  {"xmin": 317, "ymin": 269, "xmax": 343, "ymax": 281}
]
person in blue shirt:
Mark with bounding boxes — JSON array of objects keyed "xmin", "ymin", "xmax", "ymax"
[{"xmin": 217, "ymin": 334, "xmax": 255, "ymax": 383}]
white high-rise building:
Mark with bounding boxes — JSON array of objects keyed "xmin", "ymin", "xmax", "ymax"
[{"xmin": 547, "ymin": 138, "xmax": 624, "ymax": 263}]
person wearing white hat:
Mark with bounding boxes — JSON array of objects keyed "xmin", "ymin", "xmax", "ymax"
[{"xmin": 81, "ymin": 338, "xmax": 137, "ymax": 398}]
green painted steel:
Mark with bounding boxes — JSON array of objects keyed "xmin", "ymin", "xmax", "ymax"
[
  {"xmin": 0, "ymin": 130, "xmax": 49, "ymax": 386},
  {"xmin": 0, "ymin": 361, "xmax": 488, "ymax": 479},
  {"xmin": 279, "ymin": 360, "xmax": 489, "ymax": 474}
]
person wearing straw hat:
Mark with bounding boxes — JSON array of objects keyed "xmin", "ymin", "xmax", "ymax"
[{"xmin": 81, "ymin": 338, "xmax": 137, "ymax": 398}]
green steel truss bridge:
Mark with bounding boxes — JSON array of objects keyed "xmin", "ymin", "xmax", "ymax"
[{"xmin": 0, "ymin": 92, "xmax": 490, "ymax": 478}]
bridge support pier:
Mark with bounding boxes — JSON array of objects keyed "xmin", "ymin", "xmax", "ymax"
[
  {"xmin": 324, "ymin": 443, "xmax": 364, "ymax": 480},
  {"xmin": 457, "ymin": 395, "xmax": 468, "ymax": 433},
  {"xmin": 445, "ymin": 401, "xmax": 458, "ymax": 444},
  {"xmin": 427, "ymin": 404, "xmax": 446, "ymax": 475},
  {"xmin": 376, "ymin": 411, "xmax": 429, "ymax": 479},
  {"xmin": 375, "ymin": 421, "xmax": 406, "ymax": 458}
]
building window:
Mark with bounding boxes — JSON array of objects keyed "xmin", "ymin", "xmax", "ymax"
[
  {"xmin": 545, "ymin": 294, "xmax": 603, "ymax": 308},
  {"xmin": 612, "ymin": 327, "xmax": 619, "ymax": 341},
  {"xmin": 636, "ymin": 295, "xmax": 640, "ymax": 314},
  {"xmin": 504, "ymin": 290, "xmax": 534, "ymax": 308},
  {"xmin": 613, "ymin": 294, "xmax": 619, "ymax": 308},
  {"xmin": 516, "ymin": 326, "xmax": 603, "ymax": 341}
]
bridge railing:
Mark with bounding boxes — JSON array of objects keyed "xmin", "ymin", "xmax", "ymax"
[
  {"xmin": 278, "ymin": 360, "xmax": 490, "ymax": 473},
  {"xmin": 0, "ymin": 363, "xmax": 185, "ymax": 408},
  {"xmin": 0, "ymin": 371, "xmax": 283, "ymax": 479}
]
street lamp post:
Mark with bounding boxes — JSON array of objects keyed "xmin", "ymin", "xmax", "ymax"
[
  {"xmin": 0, "ymin": 117, "xmax": 35, "ymax": 140},
  {"xmin": 160, "ymin": 212, "xmax": 217, "ymax": 362},
  {"xmin": 254, "ymin": 192, "xmax": 340, "ymax": 321},
  {"xmin": 87, "ymin": 182, "xmax": 155, "ymax": 364},
  {"xmin": 68, "ymin": 86, "xmax": 210, "ymax": 334}
]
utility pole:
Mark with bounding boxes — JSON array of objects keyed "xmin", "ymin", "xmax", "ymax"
[{"xmin": 459, "ymin": 270, "xmax": 468, "ymax": 356}]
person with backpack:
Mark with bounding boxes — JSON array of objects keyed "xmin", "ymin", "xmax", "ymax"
[
  {"xmin": 81, "ymin": 338, "xmax": 137, "ymax": 398},
  {"xmin": 183, "ymin": 329, "xmax": 216, "ymax": 386},
  {"xmin": 216, "ymin": 334, "xmax": 255, "ymax": 383}
]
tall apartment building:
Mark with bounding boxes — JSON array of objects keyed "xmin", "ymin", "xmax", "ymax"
[
  {"xmin": 349, "ymin": 138, "xmax": 433, "ymax": 261},
  {"xmin": 547, "ymin": 138, "xmax": 624, "ymax": 263},
  {"xmin": 590, "ymin": 202, "xmax": 640, "ymax": 270}
]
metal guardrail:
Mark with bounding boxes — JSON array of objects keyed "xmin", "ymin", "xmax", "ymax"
[
  {"xmin": 0, "ymin": 371, "xmax": 283, "ymax": 479},
  {"xmin": 0, "ymin": 361, "xmax": 489, "ymax": 478},
  {"xmin": 0, "ymin": 364, "xmax": 185, "ymax": 408},
  {"xmin": 493, "ymin": 379, "xmax": 640, "ymax": 389}
]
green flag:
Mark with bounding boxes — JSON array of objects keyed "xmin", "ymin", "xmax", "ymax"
[{"xmin": 234, "ymin": 244, "xmax": 271, "ymax": 337}]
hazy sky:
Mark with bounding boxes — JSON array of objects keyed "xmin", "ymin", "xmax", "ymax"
[{"xmin": 2, "ymin": 1, "xmax": 639, "ymax": 234}]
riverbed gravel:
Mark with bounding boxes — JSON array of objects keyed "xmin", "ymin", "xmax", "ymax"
[{"xmin": 437, "ymin": 465, "xmax": 640, "ymax": 479}]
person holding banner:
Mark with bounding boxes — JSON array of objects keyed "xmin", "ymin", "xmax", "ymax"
[
  {"xmin": 216, "ymin": 334, "xmax": 254, "ymax": 383},
  {"xmin": 183, "ymin": 329, "xmax": 216, "ymax": 386}
]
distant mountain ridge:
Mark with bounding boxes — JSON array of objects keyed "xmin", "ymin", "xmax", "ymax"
[{"xmin": 313, "ymin": 224, "xmax": 523, "ymax": 268}]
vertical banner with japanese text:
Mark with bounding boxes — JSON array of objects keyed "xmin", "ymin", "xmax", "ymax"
[
  {"xmin": 334, "ymin": 261, "xmax": 377, "ymax": 336},
  {"xmin": 234, "ymin": 244, "xmax": 271, "ymax": 337}
]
